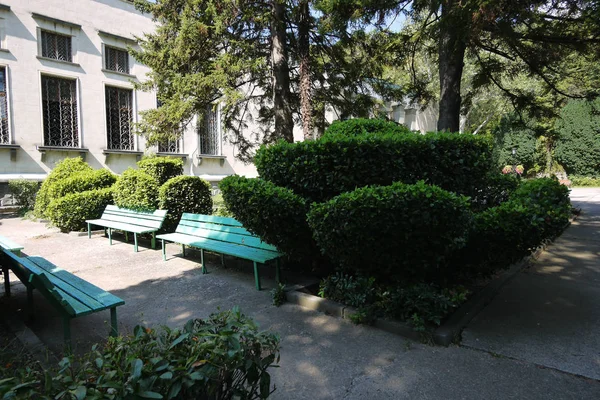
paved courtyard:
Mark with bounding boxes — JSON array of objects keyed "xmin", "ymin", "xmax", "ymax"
[{"xmin": 1, "ymin": 188, "xmax": 600, "ymax": 399}]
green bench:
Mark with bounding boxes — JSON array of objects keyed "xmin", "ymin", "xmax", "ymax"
[
  {"xmin": 0, "ymin": 248, "xmax": 124, "ymax": 347},
  {"xmin": 86, "ymin": 205, "xmax": 168, "ymax": 252},
  {"xmin": 0, "ymin": 235, "xmax": 24, "ymax": 257},
  {"xmin": 157, "ymin": 213, "xmax": 283, "ymax": 290}
]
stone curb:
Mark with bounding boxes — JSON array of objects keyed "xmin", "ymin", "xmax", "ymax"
[
  {"xmin": 5, "ymin": 312, "xmax": 54, "ymax": 368},
  {"xmin": 286, "ymin": 214, "xmax": 576, "ymax": 346}
]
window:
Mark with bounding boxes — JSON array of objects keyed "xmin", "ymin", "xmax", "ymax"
[
  {"xmin": 158, "ymin": 139, "xmax": 180, "ymax": 153},
  {"xmin": 41, "ymin": 31, "xmax": 72, "ymax": 62},
  {"xmin": 198, "ymin": 106, "xmax": 220, "ymax": 155},
  {"xmin": 105, "ymin": 46, "xmax": 129, "ymax": 74},
  {"xmin": 105, "ymin": 86, "xmax": 134, "ymax": 150},
  {"xmin": 0, "ymin": 67, "xmax": 8, "ymax": 144},
  {"xmin": 41, "ymin": 75, "xmax": 78, "ymax": 147}
]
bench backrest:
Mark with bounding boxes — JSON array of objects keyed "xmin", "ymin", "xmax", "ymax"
[
  {"xmin": 0, "ymin": 235, "xmax": 24, "ymax": 252},
  {"xmin": 100, "ymin": 205, "xmax": 168, "ymax": 230},
  {"xmin": 175, "ymin": 213, "xmax": 280, "ymax": 253}
]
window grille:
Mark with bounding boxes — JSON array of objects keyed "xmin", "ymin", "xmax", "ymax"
[
  {"xmin": 41, "ymin": 75, "xmax": 78, "ymax": 147},
  {"xmin": 198, "ymin": 107, "xmax": 220, "ymax": 155},
  {"xmin": 158, "ymin": 139, "xmax": 179, "ymax": 153},
  {"xmin": 105, "ymin": 46, "xmax": 129, "ymax": 74},
  {"xmin": 41, "ymin": 31, "xmax": 72, "ymax": 62},
  {"xmin": 105, "ymin": 86, "xmax": 134, "ymax": 150},
  {"xmin": 0, "ymin": 68, "xmax": 8, "ymax": 144}
]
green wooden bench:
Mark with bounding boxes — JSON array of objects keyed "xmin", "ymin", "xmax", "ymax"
[
  {"xmin": 86, "ymin": 205, "xmax": 168, "ymax": 252},
  {"xmin": 0, "ymin": 235, "xmax": 24, "ymax": 293},
  {"xmin": 0, "ymin": 248, "xmax": 124, "ymax": 347},
  {"xmin": 157, "ymin": 213, "xmax": 283, "ymax": 290}
]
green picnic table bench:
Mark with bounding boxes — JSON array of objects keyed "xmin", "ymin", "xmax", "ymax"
[
  {"xmin": 86, "ymin": 205, "xmax": 168, "ymax": 252},
  {"xmin": 0, "ymin": 235, "xmax": 24, "ymax": 256},
  {"xmin": 0, "ymin": 248, "xmax": 124, "ymax": 347},
  {"xmin": 157, "ymin": 213, "xmax": 283, "ymax": 290}
]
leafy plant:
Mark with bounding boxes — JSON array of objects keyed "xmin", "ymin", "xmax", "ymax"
[
  {"xmin": 271, "ymin": 283, "xmax": 287, "ymax": 307},
  {"xmin": 138, "ymin": 157, "xmax": 184, "ymax": 186},
  {"xmin": 113, "ymin": 168, "xmax": 160, "ymax": 211},
  {"xmin": 570, "ymin": 175, "xmax": 600, "ymax": 187},
  {"xmin": 159, "ymin": 175, "xmax": 213, "ymax": 232},
  {"xmin": 46, "ymin": 187, "xmax": 114, "ymax": 232},
  {"xmin": 8, "ymin": 180, "xmax": 39, "ymax": 213},
  {"xmin": 47, "ymin": 168, "xmax": 116, "ymax": 200},
  {"xmin": 323, "ymin": 118, "xmax": 411, "ymax": 137}
]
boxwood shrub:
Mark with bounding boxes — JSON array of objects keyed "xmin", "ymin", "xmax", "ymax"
[
  {"xmin": 8, "ymin": 179, "xmax": 39, "ymax": 212},
  {"xmin": 46, "ymin": 187, "xmax": 114, "ymax": 232},
  {"xmin": 159, "ymin": 175, "xmax": 213, "ymax": 232},
  {"xmin": 307, "ymin": 181, "xmax": 472, "ymax": 283},
  {"xmin": 220, "ymin": 175, "xmax": 314, "ymax": 260},
  {"xmin": 138, "ymin": 157, "xmax": 184, "ymax": 185},
  {"xmin": 47, "ymin": 168, "xmax": 116, "ymax": 200},
  {"xmin": 255, "ymin": 132, "xmax": 493, "ymax": 203},
  {"xmin": 470, "ymin": 173, "xmax": 520, "ymax": 211},
  {"xmin": 324, "ymin": 118, "xmax": 411, "ymax": 137},
  {"xmin": 113, "ymin": 168, "xmax": 159, "ymax": 211},
  {"xmin": 34, "ymin": 157, "xmax": 92, "ymax": 218}
]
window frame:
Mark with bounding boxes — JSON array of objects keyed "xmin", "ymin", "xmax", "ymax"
[
  {"xmin": 103, "ymin": 83, "xmax": 137, "ymax": 151},
  {"xmin": 38, "ymin": 72, "xmax": 81, "ymax": 148},
  {"xmin": 33, "ymin": 14, "xmax": 80, "ymax": 65},
  {"xmin": 197, "ymin": 104, "xmax": 222, "ymax": 156},
  {"xmin": 40, "ymin": 30, "xmax": 73, "ymax": 63},
  {"xmin": 103, "ymin": 45, "xmax": 130, "ymax": 75},
  {"xmin": 0, "ymin": 65, "xmax": 11, "ymax": 144}
]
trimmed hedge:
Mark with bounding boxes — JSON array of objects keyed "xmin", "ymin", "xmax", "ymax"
[
  {"xmin": 46, "ymin": 187, "xmax": 114, "ymax": 232},
  {"xmin": 324, "ymin": 118, "xmax": 411, "ymax": 137},
  {"xmin": 113, "ymin": 168, "xmax": 159, "ymax": 211},
  {"xmin": 492, "ymin": 115, "xmax": 538, "ymax": 171},
  {"xmin": 307, "ymin": 181, "xmax": 472, "ymax": 283},
  {"xmin": 470, "ymin": 173, "xmax": 520, "ymax": 211},
  {"xmin": 255, "ymin": 132, "xmax": 493, "ymax": 203},
  {"xmin": 34, "ymin": 157, "xmax": 92, "ymax": 218},
  {"xmin": 47, "ymin": 169, "xmax": 116, "ymax": 200},
  {"xmin": 159, "ymin": 175, "xmax": 213, "ymax": 232},
  {"xmin": 220, "ymin": 176, "xmax": 314, "ymax": 260},
  {"xmin": 138, "ymin": 157, "xmax": 184, "ymax": 186}
]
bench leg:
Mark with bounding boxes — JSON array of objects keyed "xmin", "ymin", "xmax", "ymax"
[
  {"xmin": 253, "ymin": 262, "xmax": 261, "ymax": 291},
  {"xmin": 125, "ymin": 232, "xmax": 129, "ymax": 242},
  {"xmin": 151, "ymin": 232, "xmax": 156, "ymax": 250},
  {"xmin": 200, "ymin": 249, "xmax": 207, "ymax": 274},
  {"xmin": 63, "ymin": 317, "xmax": 72, "ymax": 352},
  {"xmin": 110, "ymin": 307, "xmax": 118, "ymax": 337},
  {"xmin": 276, "ymin": 258, "xmax": 281, "ymax": 284},
  {"xmin": 87, "ymin": 223, "xmax": 91, "ymax": 239},
  {"xmin": 162, "ymin": 239, "xmax": 166, "ymax": 261},
  {"xmin": 108, "ymin": 228, "xmax": 113, "ymax": 245},
  {"xmin": 134, "ymin": 233, "xmax": 138, "ymax": 252},
  {"xmin": 27, "ymin": 286, "xmax": 34, "ymax": 320},
  {"xmin": 2, "ymin": 266, "xmax": 10, "ymax": 297},
  {"xmin": 221, "ymin": 254, "xmax": 225, "ymax": 267},
  {"xmin": 182, "ymin": 244, "xmax": 186, "ymax": 257},
  {"xmin": 104, "ymin": 227, "xmax": 107, "ymax": 237}
]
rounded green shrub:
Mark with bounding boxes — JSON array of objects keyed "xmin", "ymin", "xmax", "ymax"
[
  {"xmin": 159, "ymin": 175, "xmax": 213, "ymax": 232},
  {"xmin": 220, "ymin": 175, "xmax": 314, "ymax": 260},
  {"xmin": 307, "ymin": 181, "xmax": 472, "ymax": 283},
  {"xmin": 137, "ymin": 157, "xmax": 184, "ymax": 186},
  {"xmin": 113, "ymin": 168, "xmax": 159, "ymax": 211},
  {"xmin": 255, "ymin": 132, "xmax": 493, "ymax": 203},
  {"xmin": 46, "ymin": 187, "xmax": 114, "ymax": 232},
  {"xmin": 324, "ymin": 118, "xmax": 411, "ymax": 137},
  {"xmin": 34, "ymin": 157, "xmax": 92, "ymax": 218},
  {"xmin": 47, "ymin": 169, "xmax": 116, "ymax": 200},
  {"xmin": 492, "ymin": 115, "xmax": 538, "ymax": 171},
  {"xmin": 8, "ymin": 179, "xmax": 40, "ymax": 212},
  {"xmin": 470, "ymin": 173, "xmax": 520, "ymax": 211}
]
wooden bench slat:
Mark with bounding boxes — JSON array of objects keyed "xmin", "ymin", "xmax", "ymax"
[
  {"xmin": 174, "ymin": 226, "xmax": 278, "ymax": 252},
  {"xmin": 178, "ymin": 219, "xmax": 253, "ymax": 237},
  {"xmin": 95, "ymin": 215, "xmax": 164, "ymax": 229},
  {"xmin": 105, "ymin": 205, "xmax": 168, "ymax": 218},
  {"xmin": 0, "ymin": 236, "xmax": 24, "ymax": 252},
  {"xmin": 181, "ymin": 213, "xmax": 244, "ymax": 227},
  {"xmin": 86, "ymin": 219, "xmax": 161, "ymax": 233}
]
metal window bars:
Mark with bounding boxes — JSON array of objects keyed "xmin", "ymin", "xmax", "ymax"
[
  {"xmin": 105, "ymin": 86, "xmax": 134, "ymax": 150},
  {"xmin": 0, "ymin": 68, "xmax": 8, "ymax": 144},
  {"xmin": 198, "ymin": 107, "xmax": 219, "ymax": 155},
  {"xmin": 105, "ymin": 46, "xmax": 129, "ymax": 74},
  {"xmin": 158, "ymin": 138, "xmax": 179, "ymax": 153},
  {"xmin": 42, "ymin": 75, "xmax": 79, "ymax": 147},
  {"xmin": 41, "ymin": 31, "xmax": 72, "ymax": 62}
]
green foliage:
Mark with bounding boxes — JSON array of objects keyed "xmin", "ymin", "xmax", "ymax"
[
  {"xmin": 271, "ymin": 283, "xmax": 287, "ymax": 307},
  {"xmin": 138, "ymin": 157, "xmax": 184, "ymax": 186},
  {"xmin": 47, "ymin": 169, "xmax": 116, "ymax": 200},
  {"xmin": 318, "ymin": 272, "xmax": 377, "ymax": 309},
  {"xmin": 113, "ymin": 168, "xmax": 160, "ymax": 211},
  {"xmin": 8, "ymin": 180, "xmax": 39, "ymax": 212},
  {"xmin": 0, "ymin": 308, "xmax": 279, "ymax": 400},
  {"xmin": 323, "ymin": 118, "xmax": 411, "ymax": 136},
  {"xmin": 212, "ymin": 193, "xmax": 233, "ymax": 217},
  {"xmin": 492, "ymin": 115, "xmax": 538, "ymax": 171},
  {"xmin": 34, "ymin": 157, "xmax": 92, "ymax": 218},
  {"xmin": 159, "ymin": 175, "xmax": 213, "ymax": 232},
  {"xmin": 470, "ymin": 173, "xmax": 520, "ymax": 211},
  {"xmin": 256, "ymin": 132, "xmax": 493, "ymax": 203},
  {"xmin": 555, "ymin": 99, "xmax": 600, "ymax": 176},
  {"xmin": 219, "ymin": 176, "xmax": 313, "ymax": 260},
  {"xmin": 46, "ymin": 187, "xmax": 114, "ymax": 232},
  {"xmin": 570, "ymin": 175, "xmax": 600, "ymax": 187},
  {"xmin": 308, "ymin": 181, "xmax": 472, "ymax": 283}
]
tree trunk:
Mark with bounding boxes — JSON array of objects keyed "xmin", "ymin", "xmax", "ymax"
[
  {"xmin": 298, "ymin": 0, "xmax": 313, "ymax": 140},
  {"xmin": 437, "ymin": 0, "xmax": 467, "ymax": 133},
  {"xmin": 271, "ymin": 0, "xmax": 294, "ymax": 142}
]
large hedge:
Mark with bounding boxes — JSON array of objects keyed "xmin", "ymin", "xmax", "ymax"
[
  {"xmin": 46, "ymin": 187, "xmax": 114, "ymax": 232},
  {"xmin": 113, "ymin": 169, "xmax": 159, "ymax": 211},
  {"xmin": 492, "ymin": 115, "xmax": 538, "ymax": 171},
  {"xmin": 47, "ymin": 169, "xmax": 116, "ymax": 200},
  {"xmin": 555, "ymin": 98, "xmax": 600, "ymax": 176},
  {"xmin": 138, "ymin": 157, "xmax": 184, "ymax": 186},
  {"xmin": 255, "ymin": 132, "xmax": 493, "ymax": 203},
  {"xmin": 159, "ymin": 175, "xmax": 213, "ymax": 232},
  {"xmin": 324, "ymin": 118, "xmax": 411, "ymax": 137},
  {"xmin": 34, "ymin": 157, "xmax": 92, "ymax": 218},
  {"xmin": 220, "ymin": 176, "xmax": 314, "ymax": 260},
  {"xmin": 307, "ymin": 181, "xmax": 472, "ymax": 283}
]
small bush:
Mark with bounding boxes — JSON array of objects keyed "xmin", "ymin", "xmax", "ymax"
[
  {"xmin": 570, "ymin": 175, "xmax": 600, "ymax": 187},
  {"xmin": 8, "ymin": 180, "xmax": 39, "ymax": 212},
  {"xmin": 113, "ymin": 168, "xmax": 159, "ymax": 211},
  {"xmin": 492, "ymin": 115, "xmax": 538, "ymax": 171},
  {"xmin": 220, "ymin": 176, "xmax": 314, "ymax": 260},
  {"xmin": 47, "ymin": 168, "xmax": 116, "ymax": 200},
  {"xmin": 255, "ymin": 132, "xmax": 493, "ymax": 203},
  {"xmin": 34, "ymin": 157, "xmax": 92, "ymax": 218},
  {"xmin": 46, "ymin": 187, "xmax": 114, "ymax": 232},
  {"xmin": 159, "ymin": 175, "xmax": 213, "ymax": 232},
  {"xmin": 470, "ymin": 173, "xmax": 520, "ymax": 211},
  {"xmin": 308, "ymin": 181, "xmax": 472, "ymax": 283},
  {"xmin": 138, "ymin": 157, "xmax": 184, "ymax": 186},
  {"xmin": 324, "ymin": 118, "xmax": 411, "ymax": 137},
  {"xmin": 0, "ymin": 308, "xmax": 279, "ymax": 400}
]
